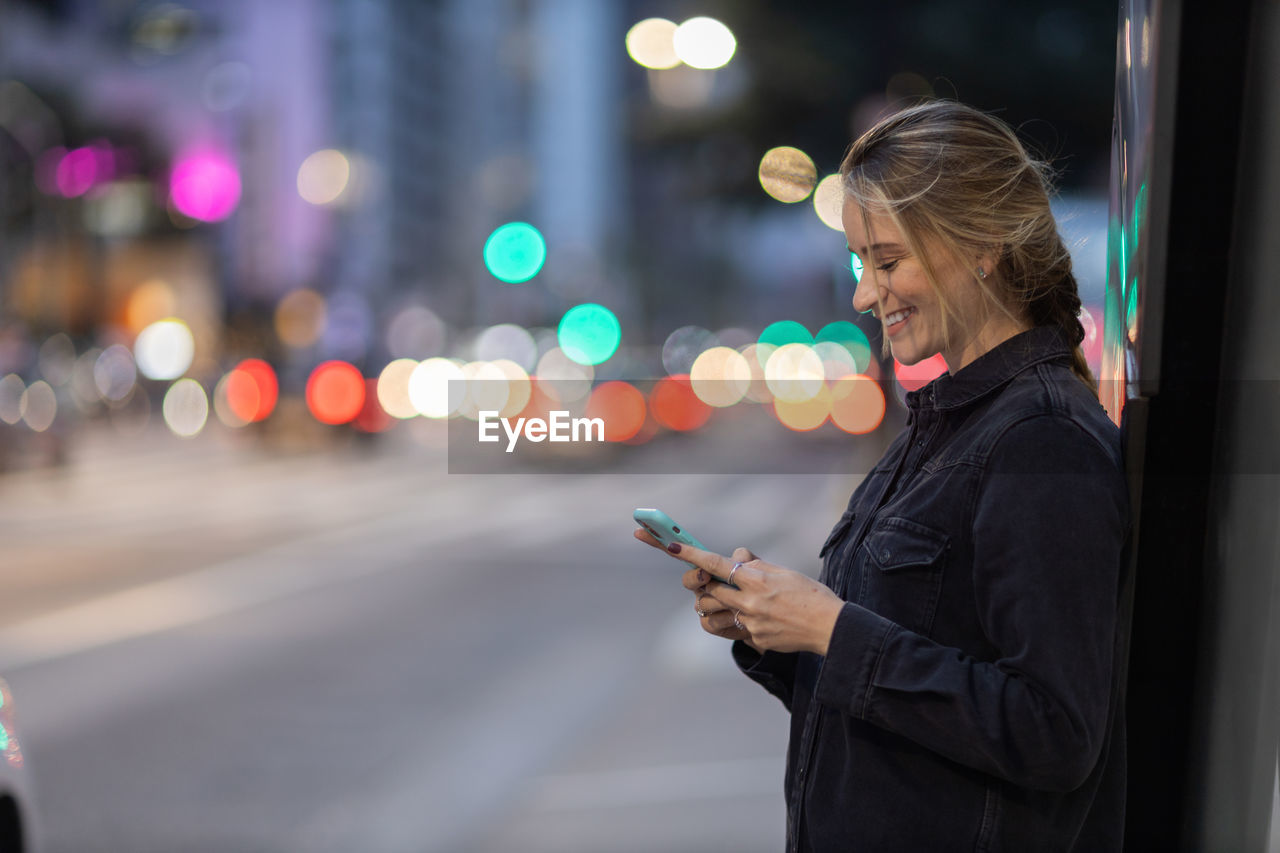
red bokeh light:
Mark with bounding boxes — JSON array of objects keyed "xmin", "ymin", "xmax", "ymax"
[
  {"xmin": 650, "ymin": 375, "xmax": 712, "ymax": 432},
  {"xmin": 353, "ymin": 379, "xmax": 393, "ymax": 433},
  {"xmin": 584, "ymin": 381, "xmax": 646, "ymax": 441},
  {"xmin": 226, "ymin": 358, "xmax": 278, "ymax": 423},
  {"xmin": 893, "ymin": 353, "xmax": 948, "ymax": 391},
  {"xmin": 306, "ymin": 361, "xmax": 365, "ymax": 425}
]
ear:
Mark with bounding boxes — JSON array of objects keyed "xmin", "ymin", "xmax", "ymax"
[{"xmin": 974, "ymin": 246, "xmax": 1003, "ymax": 281}]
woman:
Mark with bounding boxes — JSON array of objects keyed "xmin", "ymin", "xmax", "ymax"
[{"xmin": 635, "ymin": 101, "xmax": 1131, "ymax": 852}]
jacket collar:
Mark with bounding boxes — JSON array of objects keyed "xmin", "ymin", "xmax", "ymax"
[{"xmin": 904, "ymin": 324, "xmax": 1073, "ymax": 411}]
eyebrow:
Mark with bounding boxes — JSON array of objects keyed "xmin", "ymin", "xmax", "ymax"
[{"xmin": 846, "ymin": 242, "xmax": 905, "ymax": 257}]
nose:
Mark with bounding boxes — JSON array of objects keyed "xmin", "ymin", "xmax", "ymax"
[{"xmin": 851, "ymin": 270, "xmax": 883, "ymax": 317}]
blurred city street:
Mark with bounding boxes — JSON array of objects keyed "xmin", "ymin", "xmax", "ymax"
[{"xmin": 0, "ymin": 424, "xmax": 872, "ymax": 852}]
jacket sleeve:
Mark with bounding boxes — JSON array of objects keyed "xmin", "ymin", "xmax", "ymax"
[
  {"xmin": 732, "ymin": 641, "xmax": 799, "ymax": 711},
  {"xmin": 811, "ymin": 414, "xmax": 1130, "ymax": 792}
]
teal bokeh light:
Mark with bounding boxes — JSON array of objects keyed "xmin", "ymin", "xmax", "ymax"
[
  {"xmin": 758, "ymin": 320, "xmax": 812, "ymax": 350},
  {"xmin": 816, "ymin": 321, "xmax": 872, "ymax": 373},
  {"xmin": 850, "ymin": 252, "xmax": 864, "ymax": 283},
  {"xmin": 483, "ymin": 222, "xmax": 547, "ymax": 283},
  {"xmin": 558, "ymin": 303, "xmax": 621, "ymax": 365}
]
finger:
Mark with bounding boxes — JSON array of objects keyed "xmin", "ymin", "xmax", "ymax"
[
  {"xmin": 706, "ymin": 608, "xmax": 748, "ymax": 634},
  {"xmin": 662, "ymin": 541, "xmax": 736, "ymax": 583},
  {"xmin": 681, "ymin": 567, "xmax": 713, "ymax": 592},
  {"xmin": 633, "ymin": 528, "xmax": 666, "ymax": 550},
  {"xmin": 694, "ymin": 592, "xmax": 729, "ymax": 615},
  {"xmin": 731, "ymin": 546, "xmax": 758, "ymax": 564}
]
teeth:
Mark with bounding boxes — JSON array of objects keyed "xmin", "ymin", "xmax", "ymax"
[{"xmin": 885, "ymin": 307, "xmax": 913, "ymax": 326}]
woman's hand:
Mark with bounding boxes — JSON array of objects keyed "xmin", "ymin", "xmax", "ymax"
[
  {"xmin": 632, "ymin": 528, "xmax": 845, "ymax": 655},
  {"xmin": 634, "ymin": 529, "xmax": 756, "ymax": 646}
]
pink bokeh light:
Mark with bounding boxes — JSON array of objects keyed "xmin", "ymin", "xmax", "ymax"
[
  {"xmin": 169, "ymin": 150, "xmax": 241, "ymax": 222},
  {"xmin": 55, "ymin": 146, "xmax": 105, "ymax": 197}
]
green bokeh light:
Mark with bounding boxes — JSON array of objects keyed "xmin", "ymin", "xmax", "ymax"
[
  {"xmin": 816, "ymin": 321, "xmax": 872, "ymax": 373},
  {"xmin": 850, "ymin": 252, "xmax": 863, "ymax": 283},
  {"xmin": 483, "ymin": 222, "xmax": 547, "ymax": 283},
  {"xmin": 758, "ymin": 320, "xmax": 812, "ymax": 350},
  {"xmin": 558, "ymin": 303, "xmax": 621, "ymax": 365}
]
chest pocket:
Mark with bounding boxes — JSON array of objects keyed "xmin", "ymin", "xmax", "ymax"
[
  {"xmin": 817, "ymin": 509, "xmax": 857, "ymax": 587},
  {"xmin": 858, "ymin": 517, "xmax": 950, "ymax": 635}
]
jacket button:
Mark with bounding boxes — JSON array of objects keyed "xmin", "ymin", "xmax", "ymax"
[{"xmin": 882, "ymin": 550, "xmax": 891, "ymax": 560}]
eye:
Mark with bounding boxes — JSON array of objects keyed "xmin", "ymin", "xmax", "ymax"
[{"xmin": 876, "ymin": 259, "xmax": 901, "ymax": 272}]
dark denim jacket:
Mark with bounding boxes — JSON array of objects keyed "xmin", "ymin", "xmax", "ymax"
[{"xmin": 734, "ymin": 325, "xmax": 1132, "ymax": 852}]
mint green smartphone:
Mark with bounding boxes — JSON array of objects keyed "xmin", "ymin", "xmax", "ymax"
[{"xmin": 633, "ymin": 507, "xmax": 738, "ymax": 588}]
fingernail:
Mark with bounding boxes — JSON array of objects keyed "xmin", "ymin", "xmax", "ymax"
[
  {"xmin": 667, "ymin": 543, "xmax": 682, "ymax": 554},
  {"xmin": 697, "ymin": 569, "xmax": 708, "ymax": 583}
]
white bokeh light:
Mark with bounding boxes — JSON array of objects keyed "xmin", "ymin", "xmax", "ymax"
[{"xmin": 134, "ymin": 319, "xmax": 195, "ymax": 380}]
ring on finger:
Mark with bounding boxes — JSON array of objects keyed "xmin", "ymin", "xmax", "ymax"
[
  {"xmin": 695, "ymin": 604, "xmax": 707, "ymax": 617},
  {"xmin": 728, "ymin": 561, "xmax": 743, "ymax": 586},
  {"xmin": 733, "ymin": 610, "xmax": 744, "ymax": 630}
]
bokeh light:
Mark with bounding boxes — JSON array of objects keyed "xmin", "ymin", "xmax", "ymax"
[
  {"xmin": 297, "ymin": 149, "xmax": 350, "ymax": 206},
  {"xmin": 0, "ymin": 375, "xmax": 24, "ymax": 425},
  {"xmin": 813, "ymin": 174, "xmax": 844, "ymax": 231},
  {"xmin": 739, "ymin": 343, "xmax": 776, "ymax": 403},
  {"xmin": 223, "ymin": 359, "xmax": 277, "ymax": 424},
  {"xmin": 758, "ymin": 320, "xmax": 812, "ymax": 354},
  {"xmin": 830, "ymin": 375, "xmax": 886, "ymax": 434},
  {"xmin": 306, "ymin": 361, "xmax": 365, "ymax": 425},
  {"xmin": 474, "ymin": 323, "xmax": 537, "ymax": 371},
  {"xmin": 94, "ymin": 345, "xmax": 138, "ymax": 403},
  {"xmin": 689, "ymin": 346, "xmax": 751, "ymax": 407},
  {"xmin": 162, "ymin": 378, "xmax": 209, "ymax": 438},
  {"xmin": 584, "ymin": 381, "xmax": 647, "ymax": 442},
  {"xmin": 759, "ymin": 147, "xmax": 817, "ymax": 203},
  {"xmin": 893, "ymin": 353, "xmax": 949, "ymax": 391},
  {"xmin": 276, "ymin": 289, "xmax": 327, "ymax": 349},
  {"xmin": 170, "ymin": 149, "xmax": 241, "ymax": 222},
  {"xmin": 38, "ymin": 334, "xmax": 76, "ymax": 386},
  {"xmin": 56, "ymin": 146, "xmax": 106, "ymax": 197},
  {"xmin": 850, "ymin": 251, "xmax": 864, "ymax": 283},
  {"xmin": 125, "ymin": 279, "xmax": 178, "ymax": 333},
  {"xmin": 672, "ymin": 17, "xmax": 736, "ymax": 69},
  {"xmin": 377, "ymin": 358, "xmax": 421, "ymax": 420},
  {"xmin": 353, "ymin": 379, "xmax": 393, "ymax": 433},
  {"xmin": 625, "ymin": 18, "xmax": 680, "ymax": 69},
  {"xmin": 774, "ymin": 385, "xmax": 830, "ymax": 431},
  {"xmin": 815, "ymin": 320, "xmax": 872, "ymax": 373},
  {"xmin": 490, "ymin": 359, "xmax": 532, "ymax": 417},
  {"xmin": 534, "ymin": 347, "xmax": 594, "ymax": 403},
  {"xmin": 387, "ymin": 304, "xmax": 445, "ymax": 359},
  {"xmin": 409, "ymin": 357, "xmax": 465, "ymax": 419},
  {"xmin": 457, "ymin": 361, "xmax": 510, "ymax": 421},
  {"xmin": 812, "ymin": 341, "xmax": 858, "ymax": 379},
  {"xmin": 134, "ymin": 318, "xmax": 195, "ymax": 380},
  {"xmin": 20, "ymin": 381, "xmax": 56, "ymax": 432},
  {"xmin": 650, "ymin": 375, "xmax": 712, "ymax": 431},
  {"xmin": 483, "ymin": 222, "xmax": 547, "ymax": 283},
  {"xmin": 557, "ymin": 303, "xmax": 620, "ymax": 366},
  {"xmin": 662, "ymin": 325, "xmax": 718, "ymax": 375},
  {"xmin": 765, "ymin": 343, "xmax": 825, "ymax": 403}
]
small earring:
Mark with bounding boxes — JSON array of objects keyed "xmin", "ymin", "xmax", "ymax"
[{"xmin": 977, "ymin": 267, "xmax": 987, "ymax": 280}]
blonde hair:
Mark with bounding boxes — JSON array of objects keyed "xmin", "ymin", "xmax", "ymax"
[{"xmin": 840, "ymin": 100, "xmax": 1096, "ymax": 392}]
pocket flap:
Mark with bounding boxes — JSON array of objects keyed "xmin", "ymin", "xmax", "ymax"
[
  {"xmin": 864, "ymin": 519, "xmax": 948, "ymax": 571},
  {"xmin": 818, "ymin": 510, "xmax": 857, "ymax": 558}
]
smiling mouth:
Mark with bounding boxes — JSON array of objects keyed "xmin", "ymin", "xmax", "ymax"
[{"xmin": 884, "ymin": 306, "xmax": 915, "ymax": 330}]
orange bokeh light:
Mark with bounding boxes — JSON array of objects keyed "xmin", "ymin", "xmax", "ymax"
[
  {"xmin": 584, "ymin": 380, "xmax": 646, "ymax": 441},
  {"xmin": 306, "ymin": 361, "xmax": 365, "ymax": 424},
  {"xmin": 226, "ymin": 358, "xmax": 278, "ymax": 423},
  {"xmin": 650, "ymin": 375, "xmax": 712, "ymax": 432},
  {"xmin": 830, "ymin": 375, "xmax": 886, "ymax": 434}
]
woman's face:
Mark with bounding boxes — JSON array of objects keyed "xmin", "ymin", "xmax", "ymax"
[{"xmin": 842, "ymin": 200, "xmax": 1028, "ymax": 374}]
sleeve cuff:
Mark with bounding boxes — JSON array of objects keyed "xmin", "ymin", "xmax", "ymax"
[
  {"xmin": 732, "ymin": 640, "xmax": 797, "ymax": 707},
  {"xmin": 813, "ymin": 602, "xmax": 896, "ymax": 718}
]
